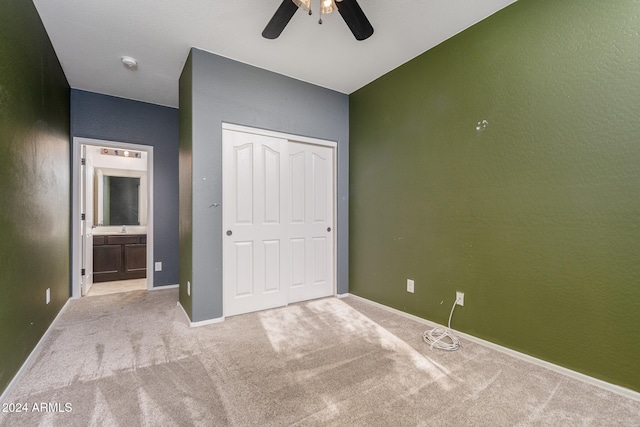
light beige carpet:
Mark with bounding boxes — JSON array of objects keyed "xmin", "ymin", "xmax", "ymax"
[{"xmin": 1, "ymin": 289, "xmax": 639, "ymax": 426}]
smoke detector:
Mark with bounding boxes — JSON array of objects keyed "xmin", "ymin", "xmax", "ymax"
[{"xmin": 121, "ymin": 56, "xmax": 138, "ymax": 71}]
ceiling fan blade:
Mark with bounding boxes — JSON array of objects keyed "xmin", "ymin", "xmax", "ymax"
[
  {"xmin": 262, "ymin": 0, "xmax": 299, "ymax": 39},
  {"xmin": 336, "ymin": 0, "xmax": 374, "ymax": 41}
]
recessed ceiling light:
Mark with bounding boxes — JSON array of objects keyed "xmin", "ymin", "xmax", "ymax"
[{"xmin": 121, "ymin": 56, "xmax": 138, "ymax": 71}]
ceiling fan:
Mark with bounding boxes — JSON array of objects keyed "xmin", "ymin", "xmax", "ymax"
[{"xmin": 262, "ymin": 0, "xmax": 374, "ymax": 41}]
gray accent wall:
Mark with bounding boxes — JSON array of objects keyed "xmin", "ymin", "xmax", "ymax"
[
  {"xmin": 181, "ymin": 48, "xmax": 349, "ymax": 322},
  {"xmin": 71, "ymin": 90, "xmax": 180, "ymax": 287}
]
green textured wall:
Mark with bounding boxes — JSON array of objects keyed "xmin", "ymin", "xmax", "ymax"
[
  {"xmin": 349, "ymin": 0, "xmax": 640, "ymax": 391},
  {"xmin": 178, "ymin": 51, "xmax": 193, "ymax": 319},
  {"xmin": 0, "ymin": 0, "xmax": 70, "ymax": 394}
]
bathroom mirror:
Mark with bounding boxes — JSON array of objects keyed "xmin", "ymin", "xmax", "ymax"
[{"xmin": 95, "ymin": 168, "xmax": 147, "ymax": 226}]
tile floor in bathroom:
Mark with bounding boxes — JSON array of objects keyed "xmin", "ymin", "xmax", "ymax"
[{"xmin": 86, "ymin": 278, "xmax": 147, "ymax": 296}]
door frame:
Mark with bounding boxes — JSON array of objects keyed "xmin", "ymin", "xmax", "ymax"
[
  {"xmin": 71, "ymin": 137, "xmax": 154, "ymax": 298},
  {"xmin": 221, "ymin": 123, "xmax": 338, "ymax": 315}
]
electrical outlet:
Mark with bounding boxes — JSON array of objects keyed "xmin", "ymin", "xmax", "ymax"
[
  {"xmin": 46, "ymin": 288, "xmax": 50, "ymax": 305},
  {"xmin": 407, "ymin": 279, "xmax": 415, "ymax": 293},
  {"xmin": 155, "ymin": 262, "xmax": 163, "ymax": 272},
  {"xmin": 456, "ymin": 292, "xmax": 464, "ymax": 306},
  {"xmin": 187, "ymin": 281, "xmax": 191, "ymax": 296}
]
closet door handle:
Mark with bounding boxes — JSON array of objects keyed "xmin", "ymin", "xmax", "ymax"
[
  {"xmin": 226, "ymin": 230, "xmax": 232, "ymax": 236},
  {"xmin": 327, "ymin": 227, "xmax": 331, "ymax": 232}
]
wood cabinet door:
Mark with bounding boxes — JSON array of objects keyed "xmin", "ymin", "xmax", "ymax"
[
  {"xmin": 93, "ymin": 245, "xmax": 122, "ymax": 282},
  {"xmin": 125, "ymin": 244, "xmax": 147, "ymax": 274}
]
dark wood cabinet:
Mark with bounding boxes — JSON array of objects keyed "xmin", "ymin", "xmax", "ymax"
[{"xmin": 93, "ymin": 234, "xmax": 147, "ymax": 282}]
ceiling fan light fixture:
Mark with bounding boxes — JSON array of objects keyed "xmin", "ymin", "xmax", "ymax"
[
  {"xmin": 292, "ymin": 0, "xmax": 311, "ymax": 12},
  {"xmin": 320, "ymin": 0, "xmax": 337, "ymax": 14},
  {"xmin": 263, "ymin": 0, "xmax": 373, "ymax": 41}
]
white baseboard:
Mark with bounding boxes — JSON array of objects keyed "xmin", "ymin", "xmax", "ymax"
[
  {"xmin": 344, "ymin": 293, "xmax": 640, "ymax": 402},
  {"xmin": 0, "ymin": 298, "xmax": 72, "ymax": 404},
  {"xmin": 150, "ymin": 284, "xmax": 179, "ymax": 291},
  {"xmin": 177, "ymin": 301, "xmax": 225, "ymax": 327}
]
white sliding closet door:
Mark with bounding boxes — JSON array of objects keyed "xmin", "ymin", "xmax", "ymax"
[
  {"xmin": 223, "ymin": 130, "xmax": 289, "ymax": 316},
  {"xmin": 222, "ymin": 128, "xmax": 335, "ymax": 317},
  {"xmin": 287, "ymin": 141, "xmax": 334, "ymax": 303}
]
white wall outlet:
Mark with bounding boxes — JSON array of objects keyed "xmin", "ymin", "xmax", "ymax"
[
  {"xmin": 407, "ymin": 279, "xmax": 415, "ymax": 293},
  {"xmin": 187, "ymin": 281, "xmax": 191, "ymax": 296},
  {"xmin": 155, "ymin": 261, "xmax": 163, "ymax": 272},
  {"xmin": 456, "ymin": 291, "xmax": 465, "ymax": 306},
  {"xmin": 45, "ymin": 288, "xmax": 50, "ymax": 305}
]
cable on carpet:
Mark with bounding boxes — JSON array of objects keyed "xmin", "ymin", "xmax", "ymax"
[{"xmin": 423, "ymin": 297, "xmax": 461, "ymax": 351}]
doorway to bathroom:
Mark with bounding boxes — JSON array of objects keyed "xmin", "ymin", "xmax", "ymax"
[{"xmin": 71, "ymin": 137, "xmax": 154, "ymax": 298}]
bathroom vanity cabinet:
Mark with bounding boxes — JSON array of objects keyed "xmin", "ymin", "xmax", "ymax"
[{"xmin": 93, "ymin": 234, "xmax": 147, "ymax": 282}]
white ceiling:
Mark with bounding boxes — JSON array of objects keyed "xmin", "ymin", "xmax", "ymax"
[{"xmin": 32, "ymin": 0, "xmax": 517, "ymax": 108}]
